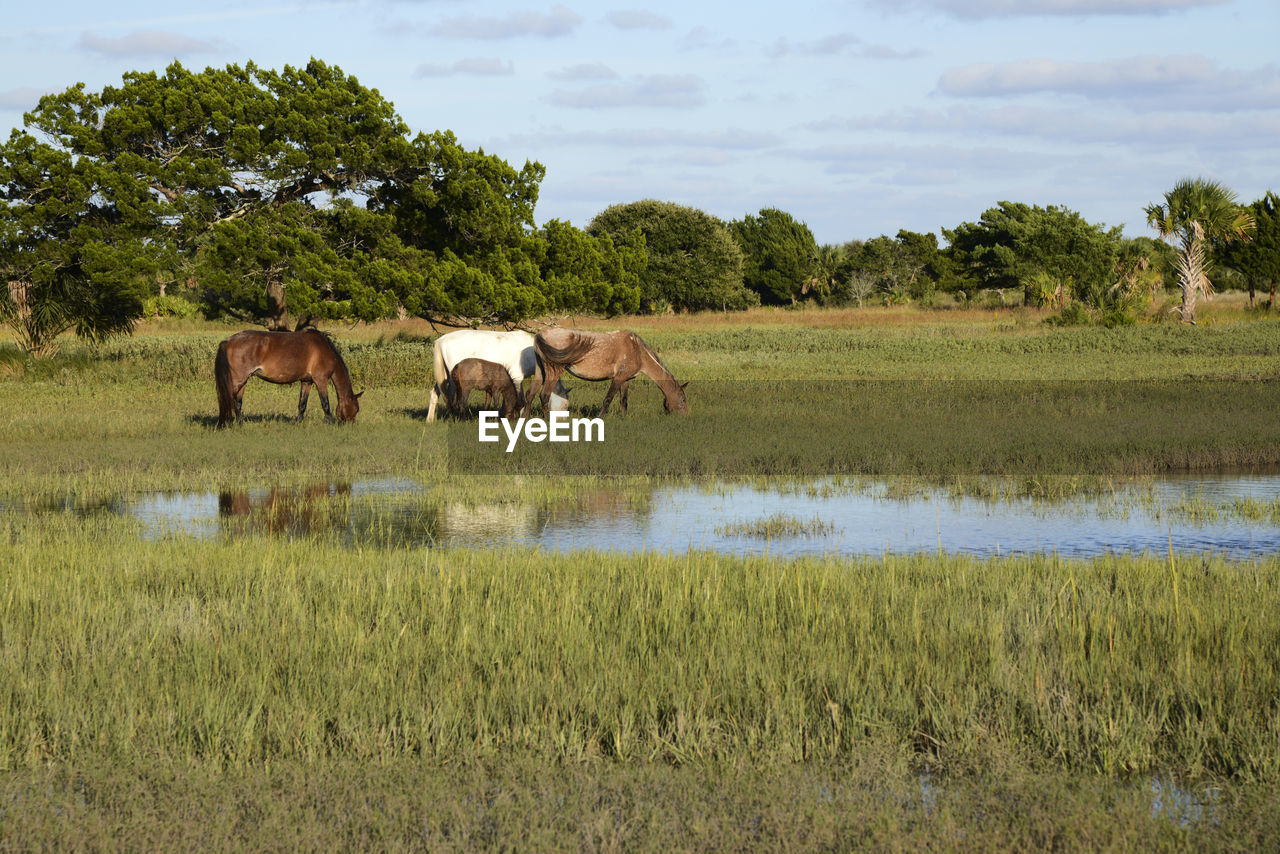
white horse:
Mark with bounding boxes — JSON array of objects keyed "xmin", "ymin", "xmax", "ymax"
[{"xmin": 427, "ymin": 329, "xmax": 567, "ymax": 422}]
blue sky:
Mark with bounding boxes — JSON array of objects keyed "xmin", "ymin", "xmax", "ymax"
[{"xmin": 3, "ymin": 0, "xmax": 1276, "ymax": 245}]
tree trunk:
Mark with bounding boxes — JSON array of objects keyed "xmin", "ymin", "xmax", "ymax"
[
  {"xmin": 1176, "ymin": 222, "xmax": 1208, "ymax": 324},
  {"xmin": 5, "ymin": 280, "xmax": 66, "ymax": 357},
  {"xmin": 266, "ymin": 280, "xmax": 289, "ymax": 330}
]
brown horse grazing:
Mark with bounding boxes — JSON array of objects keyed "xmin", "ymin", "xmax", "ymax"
[
  {"xmin": 448, "ymin": 358, "xmax": 521, "ymax": 419},
  {"xmin": 215, "ymin": 329, "xmax": 361, "ymax": 427},
  {"xmin": 534, "ymin": 328, "xmax": 688, "ymax": 415}
]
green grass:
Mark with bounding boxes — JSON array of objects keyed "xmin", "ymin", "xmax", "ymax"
[
  {"xmin": 5, "ymin": 309, "xmax": 1280, "ymax": 846},
  {"xmin": 2, "ymin": 513, "xmax": 1277, "ymax": 782},
  {"xmin": 4, "ymin": 752, "xmax": 1277, "ymax": 851},
  {"xmin": 716, "ymin": 512, "xmax": 836, "ymax": 538},
  {"xmin": 4, "ymin": 314, "xmax": 1280, "ymax": 500}
]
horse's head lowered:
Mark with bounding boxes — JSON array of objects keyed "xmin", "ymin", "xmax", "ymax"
[
  {"xmin": 665, "ymin": 381, "xmax": 690, "ymax": 414},
  {"xmin": 338, "ymin": 391, "xmax": 363, "ymax": 423}
]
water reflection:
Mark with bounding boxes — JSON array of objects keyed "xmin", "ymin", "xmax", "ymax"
[
  {"xmin": 218, "ymin": 483, "xmax": 352, "ymax": 538},
  {"xmin": 97, "ymin": 474, "xmax": 1280, "ymax": 559}
]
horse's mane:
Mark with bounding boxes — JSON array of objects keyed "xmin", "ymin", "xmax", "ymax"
[
  {"xmin": 297, "ymin": 327, "xmax": 349, "ymax": 368},
  {"xmin": 628, "ymin": 331, "xmax": 674, "ymax": 377}
]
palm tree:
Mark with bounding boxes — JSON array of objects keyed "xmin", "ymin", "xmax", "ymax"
[
  {"xmin": 805, "ymin": 243, "xmax": 847, "ymax": 298},
  {"xmin": 1144, "ymin": 178, "xmax": 1254, "ymax": 323}
]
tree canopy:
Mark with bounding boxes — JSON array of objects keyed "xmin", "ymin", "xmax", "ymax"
[
  {"xmin": 588, "ymin": 200, "xmax": 755, "ymax": 312},
  {"xmin": 0, "ymin": 128, "xmax": 158, "ymax": 355},
  {"xmin": 944, "ymin": 202, "xmax": 1123, "ymax": 300},
  {"xmin": 1215, "ymin": 191, "xmax": 1280, "ymax": 305},
  {"xmin": 1145, "ymin": 178, "xmax": 1254, "ymax": 322},
  {"xmin": 0, "ymin": 59, "xmax": 640, "ymax": 349},
  {"xmin": 844, "ymin": 230, "xmax": 959, "ymax": 304},
  {"xmin": 729, "ymin": 208, "xmax": 817, "ymax": 305}
]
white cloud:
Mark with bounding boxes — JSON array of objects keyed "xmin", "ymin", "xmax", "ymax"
[
  {"xmin": 936, "ymin": 56, "xmax": 1280, "ymax": 111},
  {"xmin": 546, "ymin": 74, "xmax": 705, "ymax": 108},
  {"xmin": 430, "ymin": 5, "xmax": 582, "ymax": 39},
  {"xmin": 791, "ymin": 141, "xmax": 1045, "ymax": 178},
  {"xmin": 548, "ymin": 63, "xmax": 619, "ymax": 81},
  {"xmin": 511, "ymin": 127, "xmax": 782, "ymax": 149},
  {"xmin": 810, "ymin": 104, "xmax": 1280, "ymax": 151},
  {"xmin": 605, "ymin": 10, "xmax": 674, "ymax": 30},
  {"xmin": 78, "ymin": 29, "xmax": 222, "ymax": 57},
  {"xmin": 414, "ymin": 58, "xmax": 515, "ymax": 77},
  {"xmin": 0, "ymin": 86, "xmax": 52, "ymax": 110},
  {"xmin": 873, "ymin": 0, "xmax": 1228, "ymax": 18},
  {"xmin": 768, "ymin": 33, "xmax": 923, "ymax": 59}
]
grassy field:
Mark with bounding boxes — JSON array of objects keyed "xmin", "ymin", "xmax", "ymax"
[
  {"xmin": 3, "ymin": 301, "xmax": 1280, "ymax": 848},
  {"xmin": 4, "ymin": 298, "xmax": 1280, "ymax": 496}
]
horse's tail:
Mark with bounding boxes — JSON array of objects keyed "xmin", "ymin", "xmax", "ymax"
[
  {"xmin": 427, "ymin": 336, "xmax": 449, "ymax": 421},
  {"xmin": 432, "ymin": 337, "xmax": 450, "ymax": 396},
  {"xmin": 534, "ymin": 331, "xmax": 595, "ymax": 370},
  {"xmin": 214, "ymin": 340, "xmax": 235, "ymax": 427}
]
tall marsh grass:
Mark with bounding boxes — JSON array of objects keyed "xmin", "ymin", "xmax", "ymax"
[{"xmin": 2, "ymin": 513, "xmax": 1277, "ymax": 782}]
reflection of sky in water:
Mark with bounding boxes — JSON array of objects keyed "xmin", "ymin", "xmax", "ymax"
[
  {"xmin": 534, "ymin": 477, "xmax": 1280, "ymax": 559},
  {"xmin": 120, "ymin": 476, "xmax": 1280, "ymax": 560}
]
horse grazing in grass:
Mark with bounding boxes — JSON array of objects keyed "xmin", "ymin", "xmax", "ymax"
[
  {"xmin": 534, "ymin": 328, "xmax": 688, "ymax": 415},
  {"xmin": 427, "ymin": 329, "xmax": 567, "ymax": 422},
  {"xmin": 215, "ymin": 329, "xmax": 361, "ymax": 427},
  {"xmin": 448, "ymin": 358, "xmax": 521, "ymax": 419}
]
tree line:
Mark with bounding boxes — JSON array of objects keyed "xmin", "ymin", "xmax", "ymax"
[{"xmin": 2, "ymin": 59, "xmax": 1276, "ymax": 355}]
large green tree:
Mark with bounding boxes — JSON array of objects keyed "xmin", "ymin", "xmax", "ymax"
[
  {"xmin": 588, "ymin": 200, "xmax": 755, "ymax": 312},
  {"xmin": 534, "ymin": 219, "xmax": 643, "ymax": 316},
  {"xmin": 0, "ymin": 130, "xmax": 159, "ymax": 355},
  {"xmin": 1214, "ymin": 191, "xmax": 1280, "ymax": 307},
  {"xmin": 1145, "ymin": 178, "xmax": 1255, "ymax": 323},
  {"xmin": 3, "ymin": 59, "xmax": 639, "ymax": 335},
  {"xmin": 14, "ymin": 59, "xmax": 420, "ymax": 330},
  {"xmin": 730, "ymin": 208, "xmax": 817, "ymax": 305},
  {"xmin": 27, "ymin": 59, "xmax": 410, "ymax": 256},
  {"xmin": 944, "ymin": 202, "xmax": 1122, "ymax": 301}
]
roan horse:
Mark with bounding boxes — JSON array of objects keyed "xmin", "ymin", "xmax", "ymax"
[
  {"xmin": 448, "ymin": 358, "xmax": 521, "ymax": 419},
  {"xmin": 215, "ymin": 329, "xmax": 361, "ymax": 427},
  {"xmin": 534, "ymin": 328, "xmax": 688, "ymax": 415},
  {"xmin": 427, "ymin": 329, "xmax": 567, "ymax": 421}
]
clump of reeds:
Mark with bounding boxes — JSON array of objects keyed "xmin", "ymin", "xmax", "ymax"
[{"xmin": 716, "ymin": 513, "xmax": 835, "ymax": 538}]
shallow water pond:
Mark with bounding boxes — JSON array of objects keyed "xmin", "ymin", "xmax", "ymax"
[{"xmin": 101, "ymin": 474, "xmax": 1280, "ymax": 559}]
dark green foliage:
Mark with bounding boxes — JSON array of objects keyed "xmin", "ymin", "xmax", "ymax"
[
  {"xmin": 376, "ymin": 130, "xmax": 541, "ymax": 260},
  {"xmin": 27, "ymin": 59, "xmax": 413, "ymax": 245},
  {"xmin": 589, "ymin": 200, "xmax": 757, "ymax": 311},
  {"xmin": 0, "ymin": 130, "xmax": 158, "ymax": 355},
  {"xmin": 197, "ymin": 202, "xmax": 401, "ymax": 326},
  {"xmin": 945, "ymin": 202, "xmax": 1122, "ymax": 298},
  {"xmin": 1216, "ymin": 191, "xmax": 1280, "ymax": 305},
  {"xmin": 2, "ymin": 60, "xmax": 640, "ymax": 335},
  {"xmin": 844, "ymin": 230, "xmax": 959, "ymax": 304},
  {"xmin": 729, "ymin": 208, "xmax": 817, "ymax": 304},
  {"xmin": 535, "ymin": 219, "xmax": 643, "ymax": 316}
]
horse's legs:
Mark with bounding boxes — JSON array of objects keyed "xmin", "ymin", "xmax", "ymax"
[
  {"xmin": 297, "ymin": 381, "xmax": 313, "ymax": 421},
  {"xmin": 447, "ymin": 381, "xmax": 466, "ymax": 418},
  {"xmin": 427, "ymin": 386, "xmax": 439, "ymax": 422},
  {"xmin": 232, "ymin": 376, "xmax": 250, "ymax": 420},
  {"xmin": 523, "ymin": 369, "xmax": 539, "ymax": 417},
  {"xmin": 600, "ymin": 379, "xmax": 624, "ymax": 415},
  {"xmin": 315, "ymin": 378, "xmax": 333, "ymax": 422},
  {"xmin": 619, "ymin": 380, "xmax": 630, "ymax": 415},
  {"xmin": 537, "ymin": 366, "xmax": 563, "ymax": 415}
]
